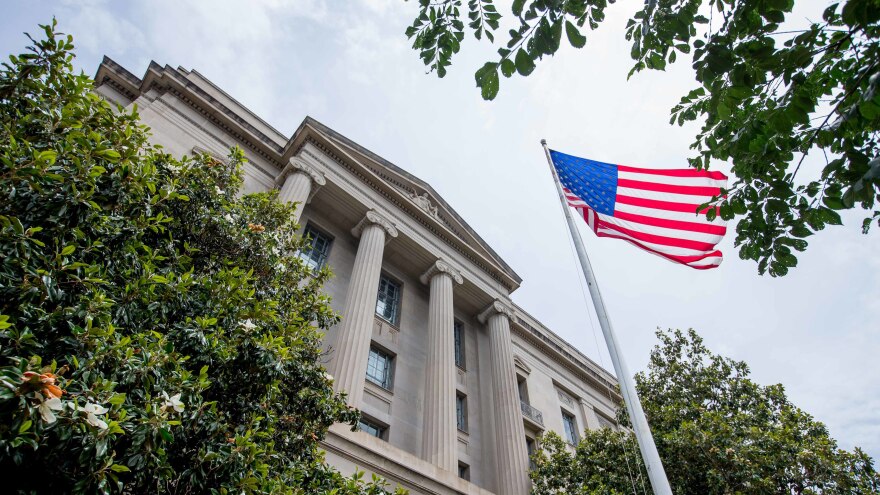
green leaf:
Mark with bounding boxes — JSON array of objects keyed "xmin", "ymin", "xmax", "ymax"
[
  {"xmin": 500, "ymin": 58, "xmax": 515, "ymax": 77},
  {"xmin": 515, "ymin": 48, "xmax": 536, "ymax": 76},
  {"xmin": 19, "ymin": 420, "xmax": 32, "ymax": 434},
  {"xmin": 60, "ymin": 245, "xmax": 76, "ymax": 256},
  {"xmin": 110, "ymin": 464, "xmax": 131, "ymax": 473},
  {"xmin": 476, "ymin": 62, "xmax": 500, "ymax": 100},
  {"xmin": 565, "ymin": 21, "xmax": 587, "ymax": 48}
]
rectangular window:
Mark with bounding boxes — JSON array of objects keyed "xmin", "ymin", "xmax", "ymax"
[
  {"xmin": 375, "ymin": 275, "xmax": 401, "ymax": 324},
  {"xmin": 298, "ymin": 224, "xmax": 332, "ymax": 270},
  {"xmin": 357, "ymin": 417, "xmax": 386, "ymax": 439},
  {"xmin": 458, "ymin": 462, "xmax": 470, "ymax": 481},
  {"xmin": 562, "ymin": 411, "xmax": 579, "ymax": 445},
  {"xmin": 456, "ymin": 393, "xmax": 468, "ymax": 433},
  {"xmin": 365, "ymin": 346, "xmax": 394, "ymax": 389},
  {"xmin": 454, "ymin": 321, "xmax": 465, "ymax": 369},
  {"xmin": 526, "ymin": 437, "xmax": 537, "ymax": 470}
]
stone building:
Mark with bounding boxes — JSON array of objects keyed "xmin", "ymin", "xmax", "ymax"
[{"xmin": 93, "ymin": 57, "xmax": 622, "ymax": 495}]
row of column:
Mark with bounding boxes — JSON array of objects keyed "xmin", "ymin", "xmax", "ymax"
[{"xmin": 276, "ymin": 158, "xmax": 530, "ymax": 495}]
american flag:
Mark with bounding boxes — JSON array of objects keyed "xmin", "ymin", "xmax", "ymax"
[{"xmin": 550, "ymin": 150, "xmax": 728, "ymax": 270}]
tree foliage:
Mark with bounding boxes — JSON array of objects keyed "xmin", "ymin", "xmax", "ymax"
[
  {"xmin": 405, "ymin": 0, "xmax": 880, "ymax": 276},
  {"xmin": 529, "ymin": 329, "xmax": 880, "ymax": 494},
  {"xmin": 0, "ymin": 22, "xmax": 402, "ymax": 495}
]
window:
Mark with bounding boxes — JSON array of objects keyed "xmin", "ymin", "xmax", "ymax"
[
  {"xmin": 562, "ymin": 411, "xmax": 579, "ymax": 445},
  {"xmin": 458, "ymin": 462, "xmax": 470, "ymax": 481},
  {"xmin": 526, "ymin": 437, "xmax": 537, "ymax": 470},
  {"xmin": 365, "ymin": 346, "xmax": 394, "ymax": 389},
  {"xmin": 517, "ymin": 375, "xmax": 530, "ymax": 404},
  {"xmin": 358, "ymin": 417, "xmax": 387, "ymax": 439},
  {"xmin": 298, "ymin": 224, "xmax": 332, "ymax": 270},
  {"xmin": 454, "ymin": 321, "xmax": 465, "ymax": 369},
  {"xmin": 375, "ymin": 275, "xmax": 401, "ymax": 324},
  {"xmin": 456, "ymin": 393, "xmax": 468, "ymax": 433}
]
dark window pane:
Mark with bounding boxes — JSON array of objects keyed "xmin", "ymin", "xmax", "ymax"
[
  {"xmin": 562, "ymin": 411, "xmax": 578, "ymax": 444},
  {"xmin": 376, "ymin": 275, "xmax": 401, "ymax": 324},
  {"xmin": 456, "ymin": 394, "xmax": 467, "ymax": 432},
  {"xmin": 454, "ymin": 321, "xmax": 464, "ymax": 368},
  {"xmin": 358, "ymin": 418, "xmax": 385, "ymax": 438},
  {"xmin": 365, "ymin": 347, "xmax": 393, "ymax": 389},
  {"xmin": 298, "ymin": 225, "xmax": 331, "ymax": 270}
]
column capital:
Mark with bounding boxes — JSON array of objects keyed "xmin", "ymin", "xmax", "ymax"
[
  {"xmin": 419, "ymin": 259, "xmax": 463, "ymax": 285},
  {"xmin": 274, "ymin": 156, "xmax": 326, "ymax": 188},
  {"xmin": 351, "ymin": 209, "xmax": 399, "ymax": 239},
  {"xmin": 477, "ymin": 299, "xmax": 515, "ymax": 324}
]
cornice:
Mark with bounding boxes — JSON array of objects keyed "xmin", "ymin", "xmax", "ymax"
[{"xmin": 509, "ymin": 318, "xmax": 620, "ymax": 402}]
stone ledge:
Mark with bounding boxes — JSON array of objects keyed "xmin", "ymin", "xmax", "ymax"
[{"xmin": 323, "ymin": 424, "xmax": 498, "ymax": 495}]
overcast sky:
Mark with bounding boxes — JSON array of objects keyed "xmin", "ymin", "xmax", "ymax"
[{"xmin": 4, "ymin": 0, "xmax": 877, "ymax": 461}]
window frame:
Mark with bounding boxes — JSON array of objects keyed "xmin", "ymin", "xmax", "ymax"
[
  {"xmin": 365, "ymin": 345, "xmax": 395, "ymax": 390},
  {"xmin": 357, "ymin": 416, "xmax": 388, "ymax": 440},
  {"xmin": 457, "ymin": 462, "xmax": 470, "ymax": 481},
  {"xmin": 375, "ymin": 273, "xmax": 402, "ymax": 325},
  {"xmin": 298, "ymin": 223, "xmax": 333, "ymax": 271},
  {"xmin": 453, "ymin": 320, "xmax": 465, "ymax": 370},
  {"xmin": 526, "ymin": 436, "xmax": 538, "ymax": 470},
  {"xmin": 456, "ymin": 392, "xmax": 468, "ymax": 433},
  {"xmin": 561, "ymin": 410, "xmax": 579, "ymax": 445}
]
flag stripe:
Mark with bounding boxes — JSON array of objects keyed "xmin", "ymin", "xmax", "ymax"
[
  {"xmin": 597, "ymin": 220, "xmax": 719, "ymax": 251},
  {"xmin": 618, "ymin": 164, "xmax": 727, "ymax": 180},
  {"xmin": 617, "ymin": 178, "xmax": 722, "ymax": 197},
  {"xmin": 616, "ymin": 194, "xmax": 719, "ymax": 215},
  {"xmin": 619, "ymin": 170, "xmax": 727, "ymax": 188},
  {"xmin": 617, "ymin": 187, "xmax": 714, "ymax": 206},
  {"xmin": 613, "ymin": 210, "xmax": 727, "ymax": 236}
]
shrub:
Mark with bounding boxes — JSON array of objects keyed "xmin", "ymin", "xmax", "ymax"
[{"xmin": 0, "ymin": 21, "xmax": 400, "ymax": 495}]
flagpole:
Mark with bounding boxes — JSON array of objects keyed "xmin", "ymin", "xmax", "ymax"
[{"xmin": 540, "ymin": 139, "xmax": 673, "ymax": 495}]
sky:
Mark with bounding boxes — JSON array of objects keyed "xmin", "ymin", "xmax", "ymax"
[{"xmin": 3, "ymin": 0, "xmax": 878, "ymax": 461}]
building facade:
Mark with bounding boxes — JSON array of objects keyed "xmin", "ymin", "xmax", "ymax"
[{"xmin": 93, "ymin": 58, "xmax": 622, "ymax": 495}]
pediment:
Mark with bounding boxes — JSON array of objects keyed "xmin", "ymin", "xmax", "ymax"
[{"xmin": 291, "ymin": 117, "xmax": 521, "ymax": 291}]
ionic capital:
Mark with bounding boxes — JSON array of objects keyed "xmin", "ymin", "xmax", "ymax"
[
  {"xmin": 351, "ymin": 209, "xmax": 399, "ymax": 239},
  {"xmin": 477, "ymin": 299, "xmax": 515, "ymax": 324},
  {"xmin": 274, "ymin": 156, "xmax": 326, "ymax": 188},
  {"xmin": 419, "ymin": 259, "xmax": 463, "ymax": 285}
]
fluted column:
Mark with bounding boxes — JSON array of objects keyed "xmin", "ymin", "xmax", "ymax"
[
  {"xmin": 329, "ymin": 210, "xmax": 398, "ymax": 407},
  {"xmin": 419, "ymin": 260, "xmax": 463, "ymax": 471},
  {"xmin": 275, "ymin": 157, "xmax": 326, "ymax": 222},
  {"xmin": 478, "ymin": 300, "xmax": 530, "ymax": 495}
]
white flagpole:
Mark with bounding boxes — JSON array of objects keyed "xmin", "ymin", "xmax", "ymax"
[{"xmin": 540, "ymin": 139, "xmax": 673, "ymax": 495}]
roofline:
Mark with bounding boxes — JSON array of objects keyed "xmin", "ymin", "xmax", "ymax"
[{"xmin": 297, "ymin": 116, "xmax": 522, "ymax": 285}]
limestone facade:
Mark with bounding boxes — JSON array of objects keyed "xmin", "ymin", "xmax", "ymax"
[{"xmin": 93, "ymin": 57, "xmax": 622, "ymax": 495}]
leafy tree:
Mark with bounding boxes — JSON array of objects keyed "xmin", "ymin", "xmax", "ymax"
[
  {"xmin": 0, "ymin": 22, "xmax": 402, "ymax": 495},
  {"xmin": 529, "ymin": 329, "xmax": 880, "ymax": 494},
  {"xmin": 405, "ymin": 0, "xmax": 880, "ymax": 276}
]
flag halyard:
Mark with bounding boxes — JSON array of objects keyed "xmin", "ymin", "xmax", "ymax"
[{"xmin": 550, "ymin": 150, "xmax": 728, "ymax": 269}]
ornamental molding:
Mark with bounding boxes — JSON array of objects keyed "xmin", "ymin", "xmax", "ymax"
[
  {"xmin": 274, "ymin": 156, "xmax": 326, "ymax": 188},
  {"xmin": 513, "ymin": 354, "xmax": 532, "ymax": 375},
  {"xmin": 351, "ymin": 209, "xmax": 399, "ymax": 240},
  {"xmin": 419, "ymin": 259, "xmax": 463, "ymax": 285},
  {"xmin": 409, "ymin": 192, "xmax": 440, "ymax": 220},
  {"xmin": 477, "ymin": 299, "xmax": 515, "ymax": 324}
]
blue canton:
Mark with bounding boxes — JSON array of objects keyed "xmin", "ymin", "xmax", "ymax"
[{"xmin": 549, "ymin": 150, "xmax": 618, "ymax": 216}]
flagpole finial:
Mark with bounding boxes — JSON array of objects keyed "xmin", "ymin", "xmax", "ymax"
[{"xmin": 540, "ymin": 139, "xmax": 547, "ymax": 145}]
